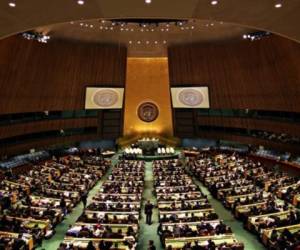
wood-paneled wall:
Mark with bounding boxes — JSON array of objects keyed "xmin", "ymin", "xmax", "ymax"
[
  {"xmin": 197, "ymin": 131, "xmax": 300, "ymax": 154},
  {"xmin": 0, "ymin": 118, "xmax": 98, "ymax": 139},
  {"xmin": 169, "ymin": 35, "xmax": 300, "ymax": 153},
  {"xmin": 0, "ymin": 36, "xmax": 127, "ymax": 114},
  {"xmin": 169, "ymin": 35, "xmax": 300, "ymax": 112},
  {"xmin": 0, "ymin": 35, "xmax": 127, "ymax": 155},
  {"xmin": 0, "ymin": 134, "xmax": 99, "ymax": 156},
  {"xmin": 197, "ymin": 117, "xmax": 300, "ymax": 137}
]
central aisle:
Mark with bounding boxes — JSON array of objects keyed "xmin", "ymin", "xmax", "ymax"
[{"xmin": 137, "ymin": 161, "xmax": 163, "ymax": 250}]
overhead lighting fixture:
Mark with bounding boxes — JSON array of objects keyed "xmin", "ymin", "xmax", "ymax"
[
  {"xmin": 8, "ymin": 1, "xmax": 16, "ymax": 7},
  {"xmin": 242, "ymin": 31, "xmax": 271, "ymax": 41},
  {"xmin": 22, "ymin": 31, "xmax": 51, "ymax": 43},
  {"xmin": 274, "ymin": 0, "xmax": 283, "ymax": 8},
  {"xmin": 211, "ymin": 0, "xmax": 218, "ymax": 5},
  {"xmin": 77, "ymin": 0, "xmax": 84, "ymax": 5},
  {"xmin": 145, "ymin": 0, "xmax": 152, "ymax": 4}
]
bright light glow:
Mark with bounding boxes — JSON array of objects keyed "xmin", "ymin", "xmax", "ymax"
[
  {"xmin": 211, "ymin": 0, "xmax": 218, "ymax": 5},
  {"xmin": 8, "ymin": 2, "xmax": 16, "ymax": 7},
  {"xmin": 77, "ymin": 0, "xmax": 84, "ymax": 5},
  {"xmin": 275, "ymin": 3, "xmax": 282, "ymax": 8},
  {"xmin": 145, "ymin": 0, "xmax": 152, "ymax": 4}
]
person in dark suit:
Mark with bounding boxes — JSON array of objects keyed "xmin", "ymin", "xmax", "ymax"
[
  {"xmin": 81, "ymin": 192, "xmax": 88, "ymax": 209},
  {"xmin": 145, "ymin": 200, "xmax": 154, "ymax": 225},
  {"xmin": 12, "ymin": 234, "xmax": 26, "ymax": 250},
  {"xmin": 148, "ymin": 240, "xmax": 156, "ymax": 250}
]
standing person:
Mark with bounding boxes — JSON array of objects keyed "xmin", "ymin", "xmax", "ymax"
[
  {"xmin": 82, "ymin": 191, "xmax": 88, "ymax": 209},
  {"xmin": 144, "ymin": 200, "xmax": 154, "ymax": 225},
  {"xmin": 148, "ymin": 240, "xmax": 156, "ymax": 250},
  {"xmin": 60, "ymin": 197, "xmax": 67, "ymax": 216}
]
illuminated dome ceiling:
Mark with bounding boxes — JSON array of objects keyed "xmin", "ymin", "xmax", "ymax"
[
  {"xmin": 1, "ymin": 0, "xmax": 300, "ymax": 56},
  {"xmin": 35, "ymin": 19, "xmax": 254, "ymax": 57}
]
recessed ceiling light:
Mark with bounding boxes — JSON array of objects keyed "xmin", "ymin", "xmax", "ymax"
[
  {"xmin": 145, "ymin": 0, "xmax": 152, "ymax": 4},
  {"xmin": 77, "ymin": 0, "xmax": 84, "ymax": 5},
  {"xmin": 8, "ymin": 2, "xmax": 16, "ymax": 7},
  {"xmin": 275, "ymin": 3, "xmax": 282, "ymax": 8},
  {"xmin": 211, "ymin": 0, "xmax": 218, "ymax": 5}
]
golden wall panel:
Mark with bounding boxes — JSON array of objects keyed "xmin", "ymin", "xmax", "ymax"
[{"xmin": 124, "ymin": 58, "xmax": 173, "ymax": 137}]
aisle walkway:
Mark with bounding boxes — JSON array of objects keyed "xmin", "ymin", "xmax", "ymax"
[
  {"xmin": 137, "ymin": 161, "xmax": 163, "ymax": 250},
  {"xmin": 37, "ymin": 155, "xmax": 119, "ymax": 250},
  {"xmin": 191, "ymin": 177, "xmax": 266, "ymax": 250}
]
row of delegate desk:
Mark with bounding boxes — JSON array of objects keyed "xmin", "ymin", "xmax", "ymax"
[
  {"xmin": 154, "ymin": 159, "xmax": 244, "ymax": 250},
  {"xmin": 189, "ymin": 152, "xmax": 300, "ymax": 250},
  {"xmin": 62, "ymin": 160, "xmax": 146, "ymax": 250},
  {"xmin": 0, "ymin": 154, "xmax": 110, "ymax": 249}
]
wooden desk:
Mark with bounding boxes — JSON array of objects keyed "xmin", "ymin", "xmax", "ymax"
[
  {"xmin": 225, "ymin": 192, "xmax": 265, "ymax": 208},
  {"xmin": 84, "ymin": 210, "xmax": 139, "ymax": 221},
  {"xmin": 63, "ymin": 236, "xmax": 135, "ymax": 250},
  {"xmin": 165, "ymin": 234, "xmax": 243, "ymax": 249},
  {"xmin": 0, "ymin": 231, "xmax": 34, "ymax": 250},
  {"xmin": 217, "ymin": 185, "xmax": 254, "ymax": 200},
  {"xmin": 159, "ymin": 208, "xmax": 214, "ymax": 219},
  {"xmin": 74, "ymin": 222, "xmax": 138, "ymax": 234},
  {"xmin": 162, "ymin": 220, "xmax": 220, "ymax": 231},
  {"xmin": 247, "ymin": 209, "xmax": 294, "ymax": 232},
  {"xmin": 261, "ymin": 223, "xmax": 300, "ymax": 246}
]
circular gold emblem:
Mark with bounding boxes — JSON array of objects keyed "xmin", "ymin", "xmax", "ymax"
[{"xmin": 138, "ymin": 102, "xmax": 159, "ymax": 122}]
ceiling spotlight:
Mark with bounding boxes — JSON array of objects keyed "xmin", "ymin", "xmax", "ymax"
[
  {"xmin": 77, "ymin": 0, "xmax": 84, "ymax": 5},
  {"xmin": 145, "ymin": 0, "xmax": 152, "ymax": 4},
  {"xmin": 211, "ymin": 0, "xmax": 218, "ymax": 5},
  {"xmin": 8, "ymin": 2, "xmax": 16, "ymax": 7},
  {"xmin": 275, "ymin": 2, "xmax": 282, "ymax": 8}
]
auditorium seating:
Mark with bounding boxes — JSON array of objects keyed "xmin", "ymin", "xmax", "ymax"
[
  {"xmin": 0, "ymin": 151, "xmax": 110, "ymax": 249},
  {"xmin": 61, "ymin": 160, "xmax": 145, "ymax": 250},
  {"xmin": 189, "ymin": 152, "xmax": 300, "ymax": 249},
  {"xmin": 154, "ymin": 159, "xmax": 244, "ymax": 250}
]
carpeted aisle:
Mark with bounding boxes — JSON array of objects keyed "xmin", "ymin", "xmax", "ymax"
[{"xmin": 137, "ymin": 161, "xmax": 163, "ymax": 250}]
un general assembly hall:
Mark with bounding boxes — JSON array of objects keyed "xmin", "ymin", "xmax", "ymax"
[{"xmin": 1, "ymin": 0, "xmax": 300, "ymax": 250}]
